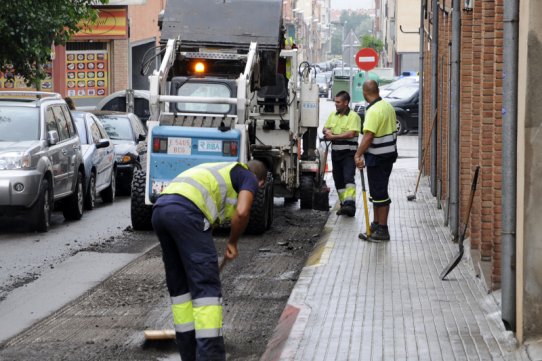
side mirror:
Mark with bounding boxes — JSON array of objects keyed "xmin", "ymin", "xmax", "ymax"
[
  {"xmin": 47, "ymin": 130, "xmax": 59, "ymax": 146},
  {"xmin": 138, "ymin": 134, "xmax": 146, "ymax": 142},
  {"xmin": 96, "ymin": 139, "xmax": 110, "ymax": 149}
]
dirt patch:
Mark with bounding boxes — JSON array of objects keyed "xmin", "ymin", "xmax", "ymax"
[{"xmin": 0, "ymin": 202, "xmax": 329, "ymax": 360}]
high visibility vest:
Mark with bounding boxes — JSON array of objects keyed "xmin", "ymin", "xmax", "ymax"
[
  {"xmin": 285, "ymin": 37, "xmax": 294, "ymax": 79},
  {"xmin": 161, "ymin": 162, "xmax": 247, "ymax": 224}
]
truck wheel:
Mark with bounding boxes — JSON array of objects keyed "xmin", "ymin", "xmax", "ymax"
[
  {"xmin": 84, "ymin": 172, "xmax": 96, "ymax": 210},
  {"xmin": 31, "ymin": 179, "xmax": 52, "ymax": 232},
  {"xmin": 131, "ymin": 169, "xmax": 153, "ymax": 230},
  {"xmin": 300, "ymin": 174, "xmax": 315, "ymax": 209},
  {"xmin": 246, "ymin": 173, "xmax": 272, "ymax": 235},
  {"xmin": 101, "ymin": 167, "xmax": 116, "ymax": 203},
  {"xmin": 63, "ymin": 171, "xmax": 84, "ymax": 220}
]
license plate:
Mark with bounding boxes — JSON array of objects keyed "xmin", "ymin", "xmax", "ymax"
[
  {"xmin": 168, "ymin": 137, "xmax": 192, "ymax": 155},
  {"xmin": 198, "ymin": 139, "xmax": 222, "ymax": 152}
]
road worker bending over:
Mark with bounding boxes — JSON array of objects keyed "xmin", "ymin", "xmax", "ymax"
[{"xmin": 152, "ymin": 161, "xmax": 267, "ymax": 361}]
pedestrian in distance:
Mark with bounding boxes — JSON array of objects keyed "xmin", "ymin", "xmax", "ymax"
[
  {"xmin": 151, "ymin": 160, "xmax": 267, "ymax": 361},
  {"xmin": 323, "ymin": 90, "xmax": 361, "ymax": 217},
  {"xmin": 355, "ymin": 80, "xmax": 398, "ymax": 242},
  {"xmin": 64, "ymin": 96, "xmax": 76, "ymax": 110}
]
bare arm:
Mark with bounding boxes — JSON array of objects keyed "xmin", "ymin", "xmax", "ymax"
[
  {"xmin": 224, "ymin": 190, "xmax": 254, "ymax": 260},
  {"xmin": 323, "ymin": 129, "xmax": 358, "ymax": 141},
  {"xmin": 355, "ymin": 131, "xmax": 375, "ymax": 169}
]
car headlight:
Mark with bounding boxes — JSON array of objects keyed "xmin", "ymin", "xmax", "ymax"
[
  {"xmin": 117, "ymin": 154, "xmax": 136, "ymax": 164},
  {"xmin": 0, "ymin": 152, "xmax": 31, "ymax": 170}
]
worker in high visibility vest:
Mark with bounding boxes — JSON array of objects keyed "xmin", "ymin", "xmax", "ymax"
[{"xmin": 151, "ymin": 161, "xmax": 267, "ymax": 361}]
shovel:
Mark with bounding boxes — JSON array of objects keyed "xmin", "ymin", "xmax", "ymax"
[
  {"xmin": 358, "ymin": 168, "xmax": 372, "ymax": 239},
  {"xmin": 440, "ymin": 166, "xmax": 480, "ymax": 280},
  {"xmin": 143, "ymin": 256, "xmax": 230, "ymax": 341}
]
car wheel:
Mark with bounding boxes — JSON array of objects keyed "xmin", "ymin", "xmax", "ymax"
[
  {"xmin": 84, "ymin": 172, "xmax": 96, "ymax": 210},
  {"xmin": 63, "ymin": 170, "xmax": 84, "ymax": 220},
  {"xmin": 101, "ymin": 167, "xmax": 116, "ymax": 203},
  {"xmin": 396, "ymin": 116, "xmax": 407, "ymax": 135},
  {"xmin": 31, "ymin": 179, "xmax": 52, "ymax": 232}
]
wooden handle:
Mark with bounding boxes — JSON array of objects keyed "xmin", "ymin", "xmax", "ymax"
[{"xmin": 144, "ymin": 329, "xmax": 176, "ymax": 340}]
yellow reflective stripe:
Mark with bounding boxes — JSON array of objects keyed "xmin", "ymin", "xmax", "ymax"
[
  {"xmin": 173, "ymin": 177, "xmax": 219, "ymax": 220},
  {"xmin": 373, "ymin": 197, "xmax": 390, "ymax": 204},
  {"xmin": 344, "ymin": 184, "xmax": 356, "ymax": 201},
  {"xmin": 337, "ymin": 188, "xmax": 345, "ymax": 202},
  {"xmin": 171, "ymin": 299, "xmax": 194, "ymax": 325},
  {"xmin": 193, "ymin": 304, "xmax": 223, "ymax": 330}
]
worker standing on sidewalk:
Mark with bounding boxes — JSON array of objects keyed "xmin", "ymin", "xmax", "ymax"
[
  {"xmin": 151, "ymin": 161, "xmax": 267, "ymax": 361},
  {"xmin": 323, "ymin": 90, "xmax": 361, "ymax": 217},
  {"xmin": 355, "ymin": 80, "xmax": 398, "ymax": 241}
]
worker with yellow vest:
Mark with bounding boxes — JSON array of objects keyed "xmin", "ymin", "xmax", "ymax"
[
  {"xmin": 355, "ymin": 80, "xmax": 398, "ymax": 242},
  {"xmin": 323, "ymin": 90, "xmax": 362, "ymax": 217},
  {"xmin": 151, "ymin": 161, "xmax": 267, "ymax": 361}
]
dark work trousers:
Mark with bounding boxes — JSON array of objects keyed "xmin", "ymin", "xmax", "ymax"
[
  {"xmin": 152, "ymin": 197, "xmax": 225, "ymax": 361},
  {"xmin": 331, "ymin": 149, "xmax": 356, "ymax": 206}
]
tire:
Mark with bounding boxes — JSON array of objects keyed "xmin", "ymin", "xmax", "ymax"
[
  {"xmin": 30, "ymin": 179, "xmax": 52, "ymax": 232},
  {"xmin": 101, "ymin": 167, "xmax": 116, "ymax": 203},
  {"xmin": 246, "ymin": 172, "xmax": 272, "ymax": 235},
  {"xmin": 131, "ymin": 169, "xmax": 153, "ymax": 230},
  {"xmin": 396, "ymin": 116, "xmax": 407, "ymax": 135},
  {"xmin": 299, "ymin": 174, "xmax": 315, "ymax": 209},
  {"xmin": 63, "ymin": 171, "xmax": 84, "ymax": 220},
  {"xmin": 84, "ymin": 172, "xmax": 96, "ymax": 210}
]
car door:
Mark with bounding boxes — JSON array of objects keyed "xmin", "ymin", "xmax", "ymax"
[
  {"xmin": 53, "ymin": 106, "xmax": 78, "ymax": 195},
  {"xmin": 94, "ymin": 116, "xmax": 115, "ymax": 187},
  {"xmin": 404, "ymin": 92, "xmax": 419, "ymax": 130},
  {"xmin": 45, "ymin": 107, "xmax": 65, "ymax": 195},
  {"xmin": 88, "ymin": 115, "xmax": 110, "ymax": 189}
]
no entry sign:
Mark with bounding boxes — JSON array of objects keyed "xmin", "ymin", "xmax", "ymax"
[{"xmin": 355, "ymin": 48, "xmax": 379, "ymax": 71}]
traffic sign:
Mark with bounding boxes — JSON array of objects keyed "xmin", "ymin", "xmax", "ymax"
[{"xmin": 355, "ymin": 48, "xmax": 379, "ymax": 71}]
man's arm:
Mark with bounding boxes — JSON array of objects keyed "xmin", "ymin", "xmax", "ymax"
[
  {"xmin": 355, "ymin": 131, "xmax": 375, "ymax": 169},
  {"xmin": 323, "ymin": 130, "xmax": 358, "ymax": 141},
  {"xmin": 225, "ymin": 190, "xmax": 254, "ymax": 260}
]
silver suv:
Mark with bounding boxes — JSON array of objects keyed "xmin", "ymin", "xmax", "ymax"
[{"xmin": 0, "ymin": 91, "xmax": 85, "ymax": 232}]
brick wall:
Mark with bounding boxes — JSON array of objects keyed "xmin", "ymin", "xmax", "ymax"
[
  {"xmin": 422, "ymin": 0, "xmax": 503, "ymax": 289},
  {"xmin": 111, "ymin": 39, "xmax": 129, "ymax": 93}
]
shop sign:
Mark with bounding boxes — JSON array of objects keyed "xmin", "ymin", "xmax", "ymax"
[
  {"xmin": 73, "ymin": 8, "xmax": 128, "ymax": 39},
  {"xmin": 0, "ymin": 64, "xmax": 53, "ymax": 91},
  {"xmin": 66, "ymin": 50, "xmax": 109, "ymax": 98}
]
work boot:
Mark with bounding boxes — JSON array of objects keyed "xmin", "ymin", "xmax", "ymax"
[
  {"xmin": 336, "ymin": 203, "xmax": 344, "ymax": 215},
  {"xmin": 358, "ymin": 222, "xmax": 379, "ymax": 241},
  {"xmin": 369, "ymin": 225, "xmax": 391, "ymax": 242},
  {"xmin": 341, "ymin": 204, "xmax": 356, "ymax": 217}
]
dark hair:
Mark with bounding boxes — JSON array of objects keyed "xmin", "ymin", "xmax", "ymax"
[
  {"xmin": 247, "ymin": 160, "xmax": 267, "ymax": 182},
  {"xmin": 335, "ymin": 90, "xmax": 350, "ymax": 102},
  {"xmin": 64, "ymin": 97, "xmax": 76, "ymax": 110}
]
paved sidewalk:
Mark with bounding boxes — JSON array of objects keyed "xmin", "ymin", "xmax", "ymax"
[{"xmin": 262, "ymin": 135, "xmax": 529, "ymax": 361}]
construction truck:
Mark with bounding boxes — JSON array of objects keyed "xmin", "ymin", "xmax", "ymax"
[{"xmin": 130, "ymin": 0, "xmax": 325, "ymax": 233}]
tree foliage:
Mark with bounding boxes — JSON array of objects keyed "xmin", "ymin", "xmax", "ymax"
[
  {"xmin": 361, "ymin": 35, "xmax": 384, "ymax": 53},
  {"xmin": 330, "ymin": 10, "xmax": 373, "ymax": 56},
  {"xmin": 0, "ymin": 0, "xmax": 108, "ymax": 88}
]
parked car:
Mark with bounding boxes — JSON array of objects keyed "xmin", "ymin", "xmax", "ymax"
[
  {"xmin": 72, "ymin": 111, "xmax": 116, "ymax": 209},
  {"xmin": 95, "ymin": 89, "xmax": 150, "ymax": 122},
  {"xmin": 0, "ymin": 91, "xmax": 85, "ymax": 232},
  {"xmin": 356, "ymin": 83, "xmax": 419, "ymax": 135},
  {"xmin": 315, "ymin": 72, "xmax": 332, "ymax": 98},
  {"xmin": 92, "ymin": 111, "xmax": 147, "ymax": 194}
]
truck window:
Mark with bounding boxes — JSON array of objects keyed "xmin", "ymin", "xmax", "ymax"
[{"xmin": 176, "ymin": 83, "xmax": 231, "ymax": 114}]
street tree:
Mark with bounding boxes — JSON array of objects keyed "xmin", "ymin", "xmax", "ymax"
[
  {"xmin": 0, "ymin": 0, "xmax": 108, "ymax": 89},
  {"xmin": 361, "ymin": 35, "xmax": 384, "ymax": 53}
]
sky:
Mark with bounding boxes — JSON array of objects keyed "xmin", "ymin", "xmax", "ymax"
[{"xmin": 331, "ymin": 0, "xmax": 373, "ymax": 10}]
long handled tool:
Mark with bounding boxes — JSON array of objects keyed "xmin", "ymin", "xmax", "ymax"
[
  {"xmin": 407, "ymin": 111, "xmax": 438, "ymax": 201},
  {"xmin": 143, "ymin": 256, "xmax": 230, "ymax": 341},
  {"xmin": 358, "ymin": 168, "xmax": 371, "ymax": 239},
  {"xmin": 440, "ymin": 166, "xmax": 480, "ymax": 280}
]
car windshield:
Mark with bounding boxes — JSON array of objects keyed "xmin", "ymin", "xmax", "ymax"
[
  {"xmin": 386, "ymin": 86, "xmax": 418, "ymax": 100},
  {"xmin": 0, "ymin": 107, "xmax": 39, "ymax": 141},
  {"xmin": 98, "ymin": 116, "xmax": 133, "ymax": 140},
  {"xmin": 73, "ymin": 116, "xmax": 89, "ymax": 144},
  {"xmin": 382, "ymin": 77, "xmax": 418, "ymax": 91},
  {"xmin": 176, "ymin": 83, "xmax": 231, "ymax": 113},
  {"xmin": 315, "ymin": 73, "xmax": 328, "ymax": 84}
]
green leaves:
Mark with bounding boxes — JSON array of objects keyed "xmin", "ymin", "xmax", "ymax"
[{"xmin": 0, "ymin": 0, "xmax": 107, "ymax": 87}]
